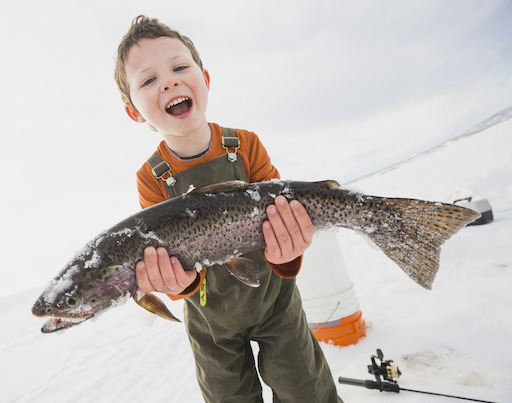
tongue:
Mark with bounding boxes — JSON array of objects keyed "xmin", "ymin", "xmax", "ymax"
[{"xmin": 168, "ymin": 101, "xmax": 191, "ymax": 116}]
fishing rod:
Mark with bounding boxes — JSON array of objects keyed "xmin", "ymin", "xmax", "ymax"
[{"xmin": 338, "ymin": 349, "xmax": 498, "ymax": 403}]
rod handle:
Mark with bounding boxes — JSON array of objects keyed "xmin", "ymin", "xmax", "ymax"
[{"xmin": 338, "ymin": 377, "xmax": 401, "ymax": 393}]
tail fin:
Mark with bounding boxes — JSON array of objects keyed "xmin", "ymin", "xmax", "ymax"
[{"xmin": 365, "ymin": 198, "xmax": 480, "ymax": 289}]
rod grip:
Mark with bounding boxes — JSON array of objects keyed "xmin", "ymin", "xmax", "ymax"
[
  {"xmin": 338, "ymin": 377, "xmax": 371, "ymax": 388},
  {"xmin": 338, "ymin": 377, "xmax": 400, "ymax": 393}
]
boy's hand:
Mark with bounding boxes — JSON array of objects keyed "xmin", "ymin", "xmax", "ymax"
[
  {"xmin": 136, "ymin": 247, "xmax": 197, "ymax": 294},
  {"xmin": 263, "ymin": 195, "xmax": 314, "ymax": 265}
]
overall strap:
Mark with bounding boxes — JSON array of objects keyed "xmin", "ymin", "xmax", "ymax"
[
  {"xmin": 220, "ymin": 127, "xmax": 240, "ymax": 162},
  {"xmin": 146, "ymin": 127, "xmax": 241, "ymax": 198},
  {"xmin": 147, "ymin": 151, "xmax": 176, "ymax": 187}
]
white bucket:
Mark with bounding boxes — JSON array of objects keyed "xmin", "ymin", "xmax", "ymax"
[{"xmin": 296, "ymin": 231, "xmax": 365, "ymax": 345}]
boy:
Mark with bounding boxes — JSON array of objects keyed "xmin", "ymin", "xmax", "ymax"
[{"xmin": 115, "ymin": 15, "xmax": 342, "ymax": 403}]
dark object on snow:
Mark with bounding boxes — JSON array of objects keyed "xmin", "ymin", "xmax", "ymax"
[
  {"xmin": 338, "ymin": 348, "xmax": 497, "ymax": 402},
  {"xmin": 454, "ymin": 197, "xmax": 493, "ymax": 225}
]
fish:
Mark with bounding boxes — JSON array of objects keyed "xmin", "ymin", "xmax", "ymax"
[{"xmin": 32, "ymin": 179, "xmax": 480, "ymax": 333}]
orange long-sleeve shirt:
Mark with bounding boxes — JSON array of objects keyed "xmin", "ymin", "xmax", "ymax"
[{"xmin": 136, "ymin": 123, "xmax": 302, "ymax": 299}]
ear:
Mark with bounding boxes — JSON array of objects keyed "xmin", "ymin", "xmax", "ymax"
[
  {"xmin": 203, "ymin": 69, "xmax": 210, "ymax": 90},
  {"xmin": 125, "ymin": 106, "xmax": 146, "ymax": 123}
]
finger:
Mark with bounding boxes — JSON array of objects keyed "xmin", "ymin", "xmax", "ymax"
[
  {"xmin": 144, "ymin": 247, "xmax": 166, "ymax": 291},
  {"xmin": 266, "ymin": 202, "xmax": 292, "ymax": 255},
  {"xmin": 289, "ymin": 200, "xmax": 314, "ymax": 245},
  {"xmin": 273, "ymin": 196, "xmax": 306, "ymax": 247},
  {"xmin": 156, "ymin": 247, "xmax": 178, "ymax": 291},
  {"xmin": 263, "ymin": 220, "xmax": 282, "ymax": 262},
  {"xmin": 170, "ymin": 256, "xmax": 198, "ymax": 289},
  {"xmin": 135, "ymin": 260, "xmax": 153, "ymax": 293}
]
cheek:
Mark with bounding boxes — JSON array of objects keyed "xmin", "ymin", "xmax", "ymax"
[
  {"xmin": 194, "ymin": 83, "xmax": 209, "ymax": 108},
  {"xmin": 131, "ymin": 90, "xmax": 158, "ymax": 115}
]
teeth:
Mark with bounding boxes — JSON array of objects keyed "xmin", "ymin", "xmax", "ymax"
[{"xmin": 166, "ymin": 97, "xmax": 189, "ymax": 109}]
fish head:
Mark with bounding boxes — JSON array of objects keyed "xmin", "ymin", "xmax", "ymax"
[{"xmin": 32, "ymin": 239, "xmax": 138, "ymax": 333}]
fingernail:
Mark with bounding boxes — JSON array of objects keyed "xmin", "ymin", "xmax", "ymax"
[{"xmin": 276, "ymin": 195, "xmax": 287, "ymax": 205}]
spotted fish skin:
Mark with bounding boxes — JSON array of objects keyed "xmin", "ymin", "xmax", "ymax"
[{"xmin": 32, "ymin": 179, "xmax": 479, "ymax": 333}]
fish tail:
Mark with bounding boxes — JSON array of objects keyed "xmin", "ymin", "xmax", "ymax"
[{"xmin": 364, "ymin": 197, "xmax": 480, "ymax": 289}]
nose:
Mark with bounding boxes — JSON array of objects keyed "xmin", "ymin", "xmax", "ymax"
[{"xmin": 160, "ymin": 77, "xmax": 180, "ymax": 92}]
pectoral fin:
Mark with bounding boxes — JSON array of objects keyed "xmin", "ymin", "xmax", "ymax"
[
  {"xmin": 225, "ymin": 257, "xmax": 260, "ymax": 288},
  {"xmin": 133, "ymin": 292, "xmax": 181, "ymax": 322}
]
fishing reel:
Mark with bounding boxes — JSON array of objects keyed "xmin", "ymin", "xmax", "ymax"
[
  {"xmin": 338, "ymin": 349, "xmax": 495, "ymax": 402},
  {"xmin": 338, "ymin": 349, "xmax": 401, "ymax": 393},
  {"xmin": 368, "ymin": 348, "xmax": 401, "ymax": 386}
]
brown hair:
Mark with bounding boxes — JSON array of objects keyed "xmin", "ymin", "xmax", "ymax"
[{"xmin": 114, "ymin": 15, "xmax": 204, "ymax": 110}]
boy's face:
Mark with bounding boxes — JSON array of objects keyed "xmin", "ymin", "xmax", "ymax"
[{"xmin": 125, "ymin": 37, "xmax": 210, "ymax": 137}]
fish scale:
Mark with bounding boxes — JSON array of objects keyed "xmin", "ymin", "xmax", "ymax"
[{"xmin": 32, "ymin": 179, "xmax": 480, "ymax": 333}]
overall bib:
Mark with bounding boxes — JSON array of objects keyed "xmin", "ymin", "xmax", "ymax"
[{"xmin": 147, "ymin": 128, "xmax": 341, "ymax": 403}]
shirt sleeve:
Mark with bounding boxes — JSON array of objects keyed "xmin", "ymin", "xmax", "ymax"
[
  {"xmin": 267, "ymin": 256, "xmax": 303, "ymax": 278},
  {"xmin": 166, "ymin": 269, "xmax": 206, "ymax": 300},
  {"xmin": 136, "ymin": 164, "xmax": 168, "ymax": 208},
  {"xmin": 238, "ymin": 130, "xmax": 280, "ymax": 183}
]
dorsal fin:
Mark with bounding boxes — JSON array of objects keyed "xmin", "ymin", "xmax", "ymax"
[
  {"xmin": 316, "ymin": 180, "xmax": 341, "ymax": 189},
  {"xmin": 190, "ymin": 180, "xmax": 251, "ymax": 194}
]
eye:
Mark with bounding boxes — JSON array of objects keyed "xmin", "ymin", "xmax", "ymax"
[
  {"xmin": 66, "ymin": 296, "xmax": 78, "ymax": 307},
  {"xmin": 174, "ymin": 65, "xmax": 188, "ymax": 72},
  {"xmin": 142, "ymin": 77, "xmax": 155, "ymax": 87}
]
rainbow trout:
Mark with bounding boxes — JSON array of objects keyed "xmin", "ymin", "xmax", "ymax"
[{"xmin": 32, "ymin": 180, "xmax": 479, "ymax": 333}]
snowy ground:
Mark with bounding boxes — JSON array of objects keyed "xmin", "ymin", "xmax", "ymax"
[{"xmin": 2, "ymin": 111, "xmax": 511, "ymax": 403}]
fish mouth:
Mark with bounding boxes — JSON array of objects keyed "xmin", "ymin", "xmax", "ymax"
[
  {"xmin": 165, "ymin": 97, "xmax": 192, "ymax": 116},
  {"xmin": 39, "ymin": 315, "xmax": 93, "ymax": 333}
]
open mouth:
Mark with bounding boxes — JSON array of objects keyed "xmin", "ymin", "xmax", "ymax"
[
  {"xmin": 40, "ymin": 316, "xmax": 90, "ymax": 333},
  {"xmin": 165, "ymin": 97, "xmax": 192, "ymax": 116}
]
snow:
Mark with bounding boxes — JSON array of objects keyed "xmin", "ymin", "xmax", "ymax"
[
  {"xmin": 2, "ymin": 2, "xmax": 512, "ymax": 402},
  {"xmin": 246, "ymin": 187, "xmax": 262, "ymax": 202},
  {"xmin": 41, "ymin": 264, "xmax": 80, "ymax": 305}
]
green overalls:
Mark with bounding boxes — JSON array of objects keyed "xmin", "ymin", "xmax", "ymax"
[{"xmin": 147, "ymin": 128, "xmax": 341, "ymax": 403}]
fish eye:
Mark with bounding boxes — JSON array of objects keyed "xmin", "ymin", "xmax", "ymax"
[{"xmin": 66, "ymin": 297, "xmax": 78, "ymax": 307}]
